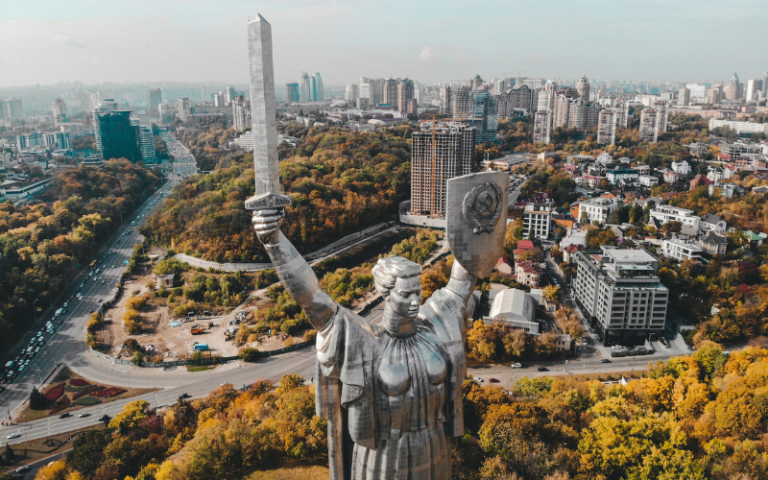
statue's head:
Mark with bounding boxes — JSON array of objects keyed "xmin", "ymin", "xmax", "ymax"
[{"xmin": 373, "ymin": 256, "xmax": 422, "ymax": 319}]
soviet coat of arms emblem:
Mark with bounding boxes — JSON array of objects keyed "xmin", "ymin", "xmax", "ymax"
[{"xmin": 462, "ymin": 182, "xmax": 504, "ymax": 234}]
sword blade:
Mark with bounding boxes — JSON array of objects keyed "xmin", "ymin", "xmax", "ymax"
[{"xmin": 248, "ymin": 14, "xmax": 280, "ymax": 196}]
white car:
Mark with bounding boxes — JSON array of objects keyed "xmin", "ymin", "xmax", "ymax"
[
  {"xmin": 510, "ymin": 363, "xmax": 523, "ymax": 369},
  {"xmin": 474, "ymin": 377, "xmax": 484, "ymax": 383},
  {"xmin": 7, "ymin": 432, "xmax": 20, "ymax": 439}
]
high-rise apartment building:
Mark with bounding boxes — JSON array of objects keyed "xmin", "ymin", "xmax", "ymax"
[
  {"xmin": 452, "ymin": 86, "xmax": 472, "ymax": 119},
  {"xmin": 639, "ymin": 107, "xmax": 659, "ymax": 142},
  {"xmin": 686, "ymin": 84, "xmax": 706, "ymax": 100},
  {"xmin": 344, "ymin": 84, "xmax": 358, "ymax": 103},
  {"xmin": 177, "ymin": 98, "xmax": 191, "ymax": 121},
  {"xmin": 52, "ymin": 98, "xmax": 67, "ymax": 124},
  {"xmin": 746, "ymin": 79, "xmax": 763, "ymax": 101},
  {"xmin": 213, "ymin": 92, "xmax": 225, "ymax": 107},
  {"xmin": 576, "ymin": 74, "xmax": 590, "ymax": 101},
  {"xmin": 383, "ymin": 79, "xmax": 398, "ymax": 107},
  {"xmin": 523, "ymin": 200, "xmax": 553, "ymax": 240},
  {"xmin": 707, "ymin": 82, "xmax": 724, "ymax": 104},
  {"xmin": 724, "ymin": 73, "xmax": 741, "ymax": 100},
  {"xmin": 224, "ymin": 86, "xmax": 236, "ymax": 105},
  {"xmin": 678, "ymin": 87, "xmax": 690, "ymax": 106},
  {"xmin": 470, "ymin": 92, "xmax": 499, "ymax": 143},
  {"xmin": 0, "ymin": 98, "xmax": 24, "ymax": 120},
  {"xmin": 311, "ymin": 73, "xmax": 324, "ymax": 101},
  {"xmin": 360, "ymin": 77, "xmax": 385, "ymax": 106},
  {"xmin": 397, "ymin": 79, "xmax": 414, "ymax": 113},
  {"xmin": 496, "ymin": 85, "xmax": 534, "ymax": 117},
  {"xmin": 300, "ymin": 73, "xmax": 312, "ymax": 102},
  {"xmin": 147, "ymin": 88, "xmax": 162, "ymax": 111},
  {"xmin": 439, "ymin": 86, "xmax": 451, "ymax": 115},
  {"xmin": 597, "ymin": 109, "xmax": 617, "ymax": 145},
  {"xmin": 410, "ymin": 122, "xmax": 476, "ymax": 218},
  {"xmin": 553, "ymin": 92, "xmax": 600, "ymax": 130},
  {"xmin": 93, "ymin": 99, "xmax": 141, "ymax": 162},
  {"xmin": 131, "ymin": 113, "xmax": 156, "ymax": 163},
  {"xmin": 232, "ymin": 95, "xmax": 251, "ymax": 131},
  {"xmin": 763, "ymin": 73, "xmax": 768, "ymax": 98},
  {"xmin": 286, "ymin": 83, "xmax": 299, "ymax": 102},
  {"xmin": 533, "ymin": 110, "xmax": 552, "ymax": 144},
  {"xmin": 572, "ymin": 246, "xmax": 668, "ymax": 346}
]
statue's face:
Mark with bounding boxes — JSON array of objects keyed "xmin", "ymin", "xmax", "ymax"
[{"xmin": 388, "ymin": 275, "xmax": 422, "ymax": 318}]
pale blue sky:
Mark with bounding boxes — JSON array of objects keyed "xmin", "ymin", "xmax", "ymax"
[{"xmin": 1, "ymin": 0, "xmax": 766, "ymax": 87}]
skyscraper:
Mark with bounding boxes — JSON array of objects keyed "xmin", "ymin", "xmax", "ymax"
[
  {"xmin": 224, "ymin": 86, "xmax": 236, "ymax": 105},
  {"xmin": 131, "ymin": 113, "xmax": 156, "ymax": 163},
  {"xmin": 1, "ymin": 98, "xmax": 23, "ymax": 120},
  {"xmin": 639, "ymin": 108, "xmax": 659, "ymax": 143},
  {"xmin": 533, "ymin": 110, "xmax": 552, "ymax": 144},
  {"xmin": 397, "ymin": 79, "xmax": 414, "ymax": 113},
  {"xmin": 597, "ymin": 109, "xmax": 617, "ymax": 145},
  {"xmin": 724, "ymin": 73, "xmax": 741, "ymax": 100},
  {"xmin": 678, "ymin": 87, "xmax": 690, "ymax": 106},
  {"xmin": 286, "ymin": 83, "xmax": 300, "ymax": 102},
  {"xmin": 763, "ymin": 73, "xmax": 768, "ymax": 99},
  {"xmin": 451, "ymin": 86, "xmax": 472, "ymax": 119},
  {"xmin": 213, "ymin": 92, "xmax": 225, "ymax": 107},
  {"xmin": 470, "ymin": 91, "xmax": 499, "ymax": 143},
  {"xmin": 300, "ymin": 73, "xmax": 312, "ymax": 102},
  {"xmin": 52, "ymin": 98, "xmax": 67, "ymax": 123},
  {"xmin": 654, "ymin": 100, "xmax": 669, "ymax": 137},
  {"xmin": 177, "ymin": 98, "xmax": 191, "ymax": 121},
  {"xmin": 746, "ymin": 79, "xmax": 763, "ymax": 101},
  {"xmin": 345, "ymin": 84, "xmax": 358, "ymax": 103},
  {"xmin": 232, "ymin": 95, "xmax": 251, "ymax": 131},
  {"xmin": 439, "ymin": 86, "xmax": 451, "ymax": 115},
  {"xmin": 576, "ymin": 74, "xmax": 590, "ymax": 101},
  {"xmin": 311, "ymin": 73, "xmax": 324, "ymax": 101},
  {"xmin": 147, "ymin": 88, "xmax": 162, "ymax": 111},
  {"xmin": 707, "ymin": 82, "xmax": 724, "ymax": 104},
  {"xmin": 94, "ymin": 99, "xmax": 141, "ymax": 162},
  {"xmin": 410, "ymin": 122, "xmax": 476, "ymax": 217},
  {"xmin": 383, "ymin": 79, "xmax": 398, "ymax": 106}
]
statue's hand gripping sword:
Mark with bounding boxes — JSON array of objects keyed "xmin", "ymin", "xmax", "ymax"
[{"xmin": 243, "ymin": 14, "xmax": 291, "ymax": 244}]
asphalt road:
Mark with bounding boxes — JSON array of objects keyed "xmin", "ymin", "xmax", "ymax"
[{"xmin": 0, "ymin": 132, "xmax": 198, "ymax": 427}]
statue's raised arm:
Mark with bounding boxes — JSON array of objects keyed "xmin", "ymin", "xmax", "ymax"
[{"xmin": 252, "ymin": 208, "xmax": 336, "ymax": 331}]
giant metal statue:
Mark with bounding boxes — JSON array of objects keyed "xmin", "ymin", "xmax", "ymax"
[{"xmin": 245, "ymin": 14, "xmax": 508, "ymax": 480}]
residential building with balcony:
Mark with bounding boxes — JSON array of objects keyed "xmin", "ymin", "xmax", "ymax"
[
  {"xmin": 523, "ymin": 200, "xmax": 553, "ymax": 240},
  {"xmin": 700, "ymin": 232, "xmax": 727, "ymax": 255},
  {"xmin": 699, "ymin": 213, "xmax": 727, "ymax": 234},
  {"xmin": 660, "ymin": 237, "xmax": 703, "ymax": 262},
  {"xmin": 649, "ymin": 205, "xmax": 700, "ymax": 235},
  {"xmin": 571, "ymin": 247, "xmax": 668, "ymax": 346}
]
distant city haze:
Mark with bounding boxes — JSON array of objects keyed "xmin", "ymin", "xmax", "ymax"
[{"xmin": 1, "ymin": 0, "xmax": 767, "ymax": 88}]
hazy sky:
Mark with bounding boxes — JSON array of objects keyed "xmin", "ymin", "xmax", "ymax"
[{"xmin": 1, "ymin": 0, "xmax": 767, "ymax": 88}]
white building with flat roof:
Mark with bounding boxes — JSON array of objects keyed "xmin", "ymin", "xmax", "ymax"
[
  {"xmin": 660, "ymin": 237, "xmax": 703, "ymax": 262},
  {"xmin": 671, "ymin": 161, "xmax": 691, "ymax": 175},
  {"xmin": 571, "ymin": 246, "xmax": 668, "ymax": 346},
  {"xmin": 576, "ymin": 197, "xmax": 620, "ymax": 225},
  {"xmin": 649, "ymin": 205, "xmax": 700, "ymax": 235}
]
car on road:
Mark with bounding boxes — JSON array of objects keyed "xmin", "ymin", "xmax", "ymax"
[
  {"xmin": 59, "ymin": 412, "xmax": 71, "ymax": 419},
  {"xmin": 600, "ymin": 359, "xmax": 612, "ymax": 364},
  {"xmin": 488, "ymin": 378, "xmax": 500, "ymax": 383},
  {"xmin": 179, "ymin": 393, "xmax": 191, "ymax": 399},
  {"xmin": 79, "ymin": 412, "xmax": 91, "ymax": 418},
  {"xmin": 537, "ymin": 367, "xmax": 549, "ymax": 372},
  {"xmin": 473, "ymin": 377, "xmax": 484, "ymax": 383},
  {"xmin": 98, "ymin": 415, "xmax": 110, "ymax": 422},
  {"xmin": 510, "ymin": 363, "xmax": 523, "ymax": 368},
  {"xmin": 14, "ymin": 465, "xmax": 30, "ymax": 474},
  {"xmin": 6, "ymin": 432, "xmax": 20, "ymax": 439}
]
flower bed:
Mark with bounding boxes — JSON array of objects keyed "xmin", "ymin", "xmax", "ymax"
[
  {"xmin": 49, "ymin": 395, "xmax": 70, "ymax": 414},
  {"xmin": 72, "ymin": 397, "xmax": 102, "ymax": 406},
  {"xmin": 72, "ymin": 386, "xmax": 103, "ymax": 400},
  {"xmin": 92, "ymin": 387, "xmax": 126, "ymax": 398},
  {"xmin": 44, "ymin": 383, "xmax": 65, "ymax": 402},
  {"xmin": 69, "ymin": 378, "xmax": 91, "ymax": 387},
  {"xmin": 65, "ymin": 384, "xmax": 95, "ymax": 392}
]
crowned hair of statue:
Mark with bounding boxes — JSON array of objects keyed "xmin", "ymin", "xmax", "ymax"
[{"xmin": 371, "ymin": 256, "xmax": 422, "ymax": 296}]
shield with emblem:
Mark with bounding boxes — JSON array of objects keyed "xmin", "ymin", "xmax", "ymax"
[{"xmin": 446, "ymin": 171, "xmax": 509, "ymax": 278}]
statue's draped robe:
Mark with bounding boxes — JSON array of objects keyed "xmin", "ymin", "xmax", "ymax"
[{"xmin": 315, "ymin": 288, "xmax": 468, "ymax": 480}]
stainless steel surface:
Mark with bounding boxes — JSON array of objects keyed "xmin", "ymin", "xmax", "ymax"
[{"xmin": 446, "ymin": 171, "xmax": 509, "ymax": 279}]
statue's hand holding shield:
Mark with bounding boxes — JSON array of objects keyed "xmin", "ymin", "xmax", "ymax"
[{"xmin": 446, "ymin": 171, "xmax": 509, "ymax": 279}]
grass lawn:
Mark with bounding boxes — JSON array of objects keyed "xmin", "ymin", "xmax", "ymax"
[
  {"xmin": 245, "ymin": 460, "xmax": 329, "ymax": 480},
  {"xmin": 16, "ymin": 367, "xmax": 157, "ymax": 423},
  {"xmin": 0, "ymin": 424, "xmax": 105, "ymax": 474},
  {"xmin": 186, "ymin": 365, "xmax": 216, "ymax": 372}
]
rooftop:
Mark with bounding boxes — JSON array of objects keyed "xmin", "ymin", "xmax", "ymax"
[{"xmin": 604, "ymin": 248, "xmax": 658, "ymax": 264}]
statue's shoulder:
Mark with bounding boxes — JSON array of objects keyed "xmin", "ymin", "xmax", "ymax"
[{"xmin": 336, "ymin": 305, "xmax": 385, "ymax": 340}]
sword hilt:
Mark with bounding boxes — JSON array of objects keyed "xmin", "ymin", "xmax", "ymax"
[{"xmin": 246, "ymin": 192, "xmax": 292, "ymax": 245}]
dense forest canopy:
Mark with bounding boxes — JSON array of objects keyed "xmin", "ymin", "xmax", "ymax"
[
  {"xmin": 141, "ymin": 126, "xmax": 412, "ymax": 262},
  {"xmin": 0, "ymin": 160, "xmax": 160, "ymax": 352}
]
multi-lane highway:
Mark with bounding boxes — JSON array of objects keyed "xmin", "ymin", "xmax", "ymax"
[{"xmin": 0, "ymin": 131, "xmax": 198, "ymax": 432}]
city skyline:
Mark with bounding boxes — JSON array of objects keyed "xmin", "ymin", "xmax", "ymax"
[{"xmin": 1, "ymin": 0, "xmax": 767, "ymax": 88}]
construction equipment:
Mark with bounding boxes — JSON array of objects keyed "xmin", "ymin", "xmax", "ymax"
[{"xmin": 190, "ymin": 326, "xmax": 205, "ymax": 335}]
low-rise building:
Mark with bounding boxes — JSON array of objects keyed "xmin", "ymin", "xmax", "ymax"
[
  {"xmin": 486, "ymin": 288, "xmax": 540, "ymax": 334},
  {"xmin": 575, "ymin": 197, "xmax": 620, "ymax": 225},
  {"xmin": 662, "ymin": 170, "xmax": 678, "ymax": 184},
  {"xmin": 515, "ymin": 260, "xmax": 543, "ymax": 287},
  {"xmin": 493, "ymin": 257, "xmax": 514, "ymax": 276},
  {"xmin": 638, "ymin": 175, "xmax": 659, "ymax": 188},
  {"xmin": 649, "ymin": 205, "xmax": 700, "ymax": 235},
  {"xmin": 699, "ymin": 213, "xmax": 727, "ymax": 234},
  {"xmin": 689, "ymin": 174, "xmax": 712, "ymax": 190},
  {"xmin": 606, "ymin": 166, "xmax": 638, "ymax": 185},
  {"xmin": 0, "ymin": 177, "xmax": 53, "ymax": 200},
  {"xmin": 660, "ymin": 237, "xmax": 703, "ymax": 262},
  {"xmin": 700, "ymin": 231, "xmax": 727, "ymax": 255},
  {"xmin": 523, "ymin": 200, "xmax": 553, "ymax": 240},
  {"xmin": 571, "ymin": 247, "xmax": 668, "ymax": 346},
  {"xmin": 671, "ymin": 160, "xmax": 691, "ymax": 175}
]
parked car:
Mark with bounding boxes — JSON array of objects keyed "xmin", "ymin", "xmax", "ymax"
[
  {"xmin": 538, "ymin": 367, "xmax": 549, "ymax": 372},
  {"xmin": 488, "ymin": 378, "xmax": 500, "ymax": 383},
  {"xmin": 510, "ymin": 363, "xmax": 523, "ymax": 369},
  {"xmin": 600, "ymin": 359, "xmax": 612, "ymax": 364}
]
